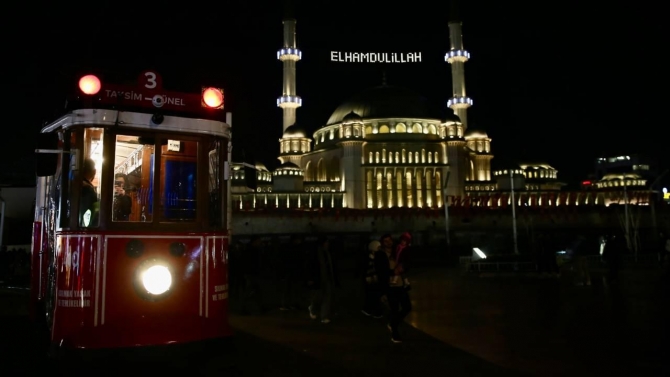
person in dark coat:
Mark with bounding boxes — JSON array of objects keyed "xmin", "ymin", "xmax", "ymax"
[
  {"xmin": 361, "ymin": 239, "xmax": 384, "ymax": 319},
  {"xmin": 603, "ymin": 233, "xmax": 626, "ymax": 286},
  {"xmin": 278, "ymin": 234, "xmax": 305, "ymax": 310},
  {"xmin": 378, "ymin": 232, "xmax": 413, "ymax": 343},
  {"xmin": 306, "ymin": 236, "xmax": 338, "ymax": 323}
]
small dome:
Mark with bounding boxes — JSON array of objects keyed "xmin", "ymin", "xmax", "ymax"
[
  {"xmin": 464, "ymin": 129, "xmax": 488, "ymax": 139},
  {"xmin": 602, "ymin": 173, "xmax": 642, "ymax": 181},
  {"xmin": 275, "ymin": 161, "xmax": 302, "ymax": 171},
  {"xmin": 283, "ymin": 124, "xmax": 307, "ymax": 138},
  {"xmin": 255, "ymin": 161, "xmax": 269, "ymax": 171},
  {"xmin": 342, "ymin": 111, "xmax": 363, "ymax": 124},
  {"xmin": 519, "ymin": 163, "xmax": 555, "ymax": 170},
  {"xmin": 443, "ymin": 110, "xmax": 461, "ymax": 124}
]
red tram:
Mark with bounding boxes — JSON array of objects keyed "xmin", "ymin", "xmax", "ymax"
[{"xmin": 30, "ymin": 70, "xmax": 233, "ymax": 353}]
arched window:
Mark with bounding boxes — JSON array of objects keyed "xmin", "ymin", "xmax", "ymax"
[
  {"xmin": 405, "ymin": 171, "xmax": 413, "ymax": 207},
  {"xmin": 376, "ymin": 171, "xmax": 383, "ymax": 208},
  {"xmin": 396, "ymin": 123, "xmax": 406, "ymax": 133},
  {"xmin": 379, "ymin": 125, "xmax": 390, "ymax": 133},
  {"xmin": 416, "ymin": 170, "xmax": 423, "ymax": 207},
  {"xmin": 366, "ymin": 170, "xmax": 373, "ymax": 208},
  {"xmin": 425, "ymin": 170, "xmax": 432, "ymax": 207},
  {"xmin": 386, "ymin": 171, "xmax": 393, "ymax": 208},
  {"xmin": 396, "ymin": 171, "xmax": 403, "ymax": 207}
]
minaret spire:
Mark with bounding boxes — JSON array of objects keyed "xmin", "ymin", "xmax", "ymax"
[
  {"xmin": 445, "ymin": 1, "xmax": 472, "ymax": 130},
  {"xmin": 276, "ymin": 15, "xmax": 302, "ymax": 132}
]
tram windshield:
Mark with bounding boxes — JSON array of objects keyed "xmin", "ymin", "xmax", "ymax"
[{"xmin": 73, "ymin": 127, "xmax": 225, "ymax": 229}]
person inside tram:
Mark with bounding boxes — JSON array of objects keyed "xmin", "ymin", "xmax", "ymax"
[
  {"xmin": 80, "ymin": 158, "xmax": 99, "ymax": 227},
  {"xmin": 113, "ymin": 172, "xmax": 132, "ymax": 221}
]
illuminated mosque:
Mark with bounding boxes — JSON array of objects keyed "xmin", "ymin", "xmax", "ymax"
[{"xmin": 230, "ymin": 14, "xmax": 644, "ymax": 210}]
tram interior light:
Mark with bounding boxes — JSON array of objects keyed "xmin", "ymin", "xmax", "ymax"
[
  {"xmin": 140, "ymin": 263, "xmax": 172, "ymax": 295},
  {"xmin": 79, "ymin": 74, "xmax": 101, "ymax": 95},
  {"xmin": 202, "ymin": 87, "xmax": 224, "ymax": 109}
]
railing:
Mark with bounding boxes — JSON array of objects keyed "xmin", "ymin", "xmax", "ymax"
[{"xmin": 460, "ymin": 253, "xmax": 660, "ymax": 273}]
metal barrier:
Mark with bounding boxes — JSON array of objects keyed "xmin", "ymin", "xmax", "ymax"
[{"xmin": 459, "ymin": 253, "xmax": 660, "ymax": 273}]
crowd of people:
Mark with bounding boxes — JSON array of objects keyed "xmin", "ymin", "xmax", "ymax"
[{"xmin": 229, "ymin": 232, "xmax": 415, "ymax": 343}]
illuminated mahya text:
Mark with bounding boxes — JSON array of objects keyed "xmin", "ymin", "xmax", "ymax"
[{"xmin": 330, "ymin": 51, "xmax": 422, "ymax": 63}]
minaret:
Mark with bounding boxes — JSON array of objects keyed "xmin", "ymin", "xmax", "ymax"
[
  {"xmin": 445, "ymin": 5, "xmax": 473, "ymax": 130},
  {"xmin": 276, "ymin": 18, "xmax": 302, "ymax": 132}
]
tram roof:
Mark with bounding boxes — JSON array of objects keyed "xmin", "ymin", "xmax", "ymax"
[{"xmin": 41, "ymin": 109, "xmax": 231, "ymax": 139}]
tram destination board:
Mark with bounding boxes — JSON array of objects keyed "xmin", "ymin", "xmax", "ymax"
[{"xmin": 80, "ymin": 70, "xmax": 224, "ymax": 112}]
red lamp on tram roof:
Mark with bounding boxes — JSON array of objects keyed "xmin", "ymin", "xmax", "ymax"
[
  {"xmin": 202, "ymin": 87, "xmax": 224, "ymax": 109},
  {"xmin": 78, "ymin": 74, "xmax": 101, "ymax": 95}
]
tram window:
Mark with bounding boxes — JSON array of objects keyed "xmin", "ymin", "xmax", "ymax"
[
  {"xmin": 208, "ymin": 139, "xmax": 222, "ymax": 228},
  {"xmin": 114, "ymin": 135, "xmax": 154, "ymax": 222},
  {"xmin": 80, "ymin": 128, "xmax": 103, "ymax": 228},
  {"xmin": 161, "ymin": 139, "xmax": 197, "ymax": 221}
]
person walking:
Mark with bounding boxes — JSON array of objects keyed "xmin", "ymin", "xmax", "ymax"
[{"xmin": 361, "ymin": 239, "xmax": 384, "ymax": 319}]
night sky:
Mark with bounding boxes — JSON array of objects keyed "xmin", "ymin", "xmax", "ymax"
[{"xmin": 5, "ymin": 0, "xmax": 667, "ymax": 186}]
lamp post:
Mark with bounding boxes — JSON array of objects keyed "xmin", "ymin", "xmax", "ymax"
[
  {"xmin": 650, "ymin": 169, "xmax": 668, "ymax": 257},
  {"xmin": 510, "ymin": 170, "xmax": 519, "ymax": 255},
  {"xmin": 443, "ymin": 169, "xmax": 451, "ymax": 248}
]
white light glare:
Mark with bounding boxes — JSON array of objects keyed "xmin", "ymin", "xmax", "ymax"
[
  {"xmin": 473, "ymin": 247, "xmax": 487, "ymax": 259},
  {"xmin": 663, "ymin": 187, "xmax": 667, "ymax": 194},
  {"xmin": 142, "ymin": 265, "xmax": 172, "ymax": 295}
]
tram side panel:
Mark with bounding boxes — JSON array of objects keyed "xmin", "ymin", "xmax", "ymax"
[
  {"xmin": 50, "ymin": 234, "xmax": 231, "ymax": 349},
  {"xmin": 51, "ymin": 234, "xmax": 100, "ymax": 348},
  {"xmin": 205, "ymin": 235, "xmax": 229, "ymax": 332}
]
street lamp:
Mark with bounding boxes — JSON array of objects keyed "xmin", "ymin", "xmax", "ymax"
[{"xmin": 443, "ymin": 168, "xmax": 451, "ymax": 248}]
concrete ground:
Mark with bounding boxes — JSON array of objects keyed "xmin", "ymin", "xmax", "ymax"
[{"xmin": 1, "ymin": 261, "xmax": 669, "ymax": 376}]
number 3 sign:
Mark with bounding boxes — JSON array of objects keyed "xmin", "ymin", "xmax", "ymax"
[{"xmin": 138, "ymin": 71, "xmax": 163, "ymax": 90}]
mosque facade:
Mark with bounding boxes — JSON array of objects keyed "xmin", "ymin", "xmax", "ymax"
[{"xmin": 230, "ymin": 16, "xmax": 650, "ymax": 211}]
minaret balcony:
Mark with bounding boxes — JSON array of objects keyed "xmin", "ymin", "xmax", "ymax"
[
  {"xmin": 277, "ymin": 95, "xmax": 302, "ymax": 108},
  {"xmin": 447, "ymin": 96, "xmax": 473, "ymax": 108},
  {"xmin": 277, "ymin": 48, "xmax": 302, "ymax": 61},
  {"xmin": 445, "ymin": 49, "xmax": 470, "ymax": 63}
]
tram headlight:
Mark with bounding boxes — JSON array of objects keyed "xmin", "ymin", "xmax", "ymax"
[
  {"xmin": 202, "ymin": 87, "xmax": 224, "ymax": 109},
  {"xmin": 135, "ymin": 259, "xmax": 173, "ymax": 298}
]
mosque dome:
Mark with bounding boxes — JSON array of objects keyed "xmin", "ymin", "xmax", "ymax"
[
  {"xmin": 275, "ymin": 161, "xmax": 302, "ymax": 171},
  {"xmin": 342, "ymin": 111, "xmax": 363, "ymax": 124},
  {"xmin": 255, "ymin": 161, "xmax": 269, "ymax": 171},
  {"xmin": 443, "ymin": 110, "xmax": 461, "ymax": 124},
  {"xmin": 465, "ymin": 129, "xmax": 488, "ymax": 139},
  {"xmin": 326, "ymin": 85, "xmax": 439, "ymax": 125},
  {"xmin": 283, "ymin": 124, "xmax": 307, "ymax": 138}
]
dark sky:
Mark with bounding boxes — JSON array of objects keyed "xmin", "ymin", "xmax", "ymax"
[{"xmin": 6, "ymin": 0, "xmax": 668, "ymax": 185}]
